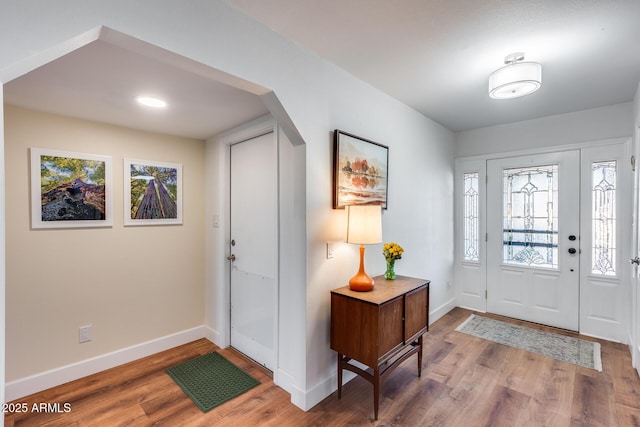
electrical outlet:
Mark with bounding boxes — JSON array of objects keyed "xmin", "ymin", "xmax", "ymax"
[{"xmin": 79, "ymin": 325, "xmax": 92, "ymax": 343}]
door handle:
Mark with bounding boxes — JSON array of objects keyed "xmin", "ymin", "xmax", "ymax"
[
  {"xmin": 631, "ymin": 256, "xmax": 640, "ymax": 265},
  {"xmin": 568, "ymin": 248, "xmax": 577, "ymax": 255},
  {"xmin": 227, "ymin": 254, "xmax": 236, "ymax": 261}
]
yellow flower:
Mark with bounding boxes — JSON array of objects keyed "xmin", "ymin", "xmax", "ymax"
[{"xmin": 382, "ymin": 242, "xmax": 404, "ymax": 261}]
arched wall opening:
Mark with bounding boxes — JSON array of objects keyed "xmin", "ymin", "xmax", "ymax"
[{"xmin": 1, "ymin": 26, "xmax": 306, "ymax": 406}]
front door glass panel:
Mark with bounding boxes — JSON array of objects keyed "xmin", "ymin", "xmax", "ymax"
[
  {"xmin": 591, "ymin": 160, "xmax": 617, "ymax": 276},
  {"xmin": 463, "ymin": 172, "xmax": 479, "ymax": 262},
  {"xmin": 502, "ymin": 165, "xmax": 559, "ymax": 269}
]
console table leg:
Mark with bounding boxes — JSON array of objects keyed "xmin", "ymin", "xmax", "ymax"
[
  {"xmin": 337, "ymin": 353, "xmax": 343, "ymax": 399},
  {"xmin": 418, "ymin": 335, "xmax": 423, "ymax": 377},
  {"xmin": 373, "ymin": 367, "xmax": 380, "ymax": 420}
]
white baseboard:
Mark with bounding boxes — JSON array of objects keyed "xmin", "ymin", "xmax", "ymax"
[
  {"xmin": 204, "ymin": 325, "xmax": 219, "ymax": 345},
  {"xmin": 276, "ymin": 368, "xmax": 307, "ymax": 410},
  {"xmin": 456, "ymin": 304, "xmax": 487, "ymax": 313},
  {"xmin": 430, "ymin": 297, "xmax": 456, "ymax": 325},
  {"xmin": 5, "ymin": 326, "xmax": 208, "ymax": 402},
  {"xmin": 300, "ymin": 368, "xmax": 343, "ymax": 411}
]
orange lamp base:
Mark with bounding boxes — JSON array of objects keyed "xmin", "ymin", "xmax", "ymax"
[
  {"xmin": 348, "ymin": 245, "xmax": 375, "ymax": 292},
  {"xmin": 349, "ymin": 272, "xmax": 374, "ymax": 292}
]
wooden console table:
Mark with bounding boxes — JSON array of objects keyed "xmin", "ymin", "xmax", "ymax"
[{"xmin": 330, "ymin": 275, "xmax": 430, "ymax": 420}]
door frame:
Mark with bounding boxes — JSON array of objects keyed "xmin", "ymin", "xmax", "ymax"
[
  {"xmin": 631, "ymin": 124, "xmax": 640, "ymax": 374},
  {"xmin": 211, "ymin": 115, "xmax": 280, "ymax": 382},
  {"xmin": 455, "ymin": 137, "xmax": 632, "ymax": 342}
]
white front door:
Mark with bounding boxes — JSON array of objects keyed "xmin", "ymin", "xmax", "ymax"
[
  {"xmin": 487, "ymin": 151, "xmax": 581, "ymax": 330},
  {"xmin": 229, "ymin": 131, "xmax": 277, "ymax": 371}
]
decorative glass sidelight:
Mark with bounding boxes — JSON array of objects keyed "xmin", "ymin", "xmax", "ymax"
[
  {"xmin": 502, "ymin": 165, "xmax": 559, "ymax": 268},
  {"xmin": 463, "ymin": 172, "xmax": 479, "ymax": 262},
  {"xmin": 591, "ymin": 161, "xmax": 617, "ymax": 276}
]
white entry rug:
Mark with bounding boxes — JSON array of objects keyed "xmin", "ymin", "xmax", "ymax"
[{"xmin": 456, "ymin": 314, "xmax": 602, "ymax": 372}]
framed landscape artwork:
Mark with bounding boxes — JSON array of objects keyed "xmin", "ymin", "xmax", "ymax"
[
  {"xmin": 333, "ymin": 130, "xmax": 389, "ymax": 209},
  {"xmin": 124, "ymin": 158, "xmax": 182, "ymax": 226},
  {"xmin": 30, "ymin": 148, "xmax": 113, "ymax": 229}
]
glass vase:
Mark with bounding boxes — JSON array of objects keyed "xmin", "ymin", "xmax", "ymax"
[{"xmin": 384, "ymin": 259, "xmax": 396, "ymax": 280}]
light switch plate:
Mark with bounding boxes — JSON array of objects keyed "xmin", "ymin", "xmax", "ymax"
[{"xmin": 327, "ymin": 242, "xmax": 335, "ymax": 259}]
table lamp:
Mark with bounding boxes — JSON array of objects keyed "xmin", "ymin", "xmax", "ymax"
[{"xmin": 345, "ymin": 205, "xmax": 382, "ymax": 291}]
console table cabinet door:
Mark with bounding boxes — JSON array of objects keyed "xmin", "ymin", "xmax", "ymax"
[
  {"xmin": 330, "ymin": 292, "xmax": 379, "ymax": 366},
  {"xmin": 378, "ymin": 296, "xmax": 404, "ymax": 362},
  {"xmin": 404, "ymin": 286, "xmax": 429, "ymax": 343}
]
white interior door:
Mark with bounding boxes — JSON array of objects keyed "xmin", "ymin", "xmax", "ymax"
[
  {"xmin": 487, "ymin": 151, "xmax": 580, "ymax": 330},
  {"xmin": 230, "ymin": 132, "xmax": 277, "ymax": 371}
]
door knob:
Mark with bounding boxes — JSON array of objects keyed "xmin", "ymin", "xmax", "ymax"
[
  {"xmin": 631, "ymin": 256, "xmax": 640, "ymax": 265},
  {"xmin": 568, "ymin": 248, "xmax": 577, "ymax": 254},
  {"xmin": 227, "ymin": 254, "xmax": 236, "ymax": 261}
]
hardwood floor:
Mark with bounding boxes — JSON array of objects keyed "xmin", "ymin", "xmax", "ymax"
[{"xmin": 5, "ymin": 307, "xmax": 640, "ymax": 426}]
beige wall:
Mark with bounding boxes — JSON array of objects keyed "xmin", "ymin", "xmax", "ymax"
[{"xmin": 4, "ymin": 105, "xmax": 205, "ymax": 381}]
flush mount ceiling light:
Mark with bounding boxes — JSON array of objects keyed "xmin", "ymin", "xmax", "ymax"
[
  {"xmin": 135, "ymin": 96, "xmax": 167, "ymax": 108},
  {"xmin": 488, "ymin": 52, "xmax": 542, "ymax": 99}
]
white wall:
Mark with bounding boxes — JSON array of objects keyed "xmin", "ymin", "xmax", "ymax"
[
  {"xmin": 0, "ymin": 0, "xmax": 455, "ymax": 412},
  {"xmin": 455, "ymin": 102, "xmax": 634, "ymax": 158},
  {"xmin": 305, "ymin": 63, "xmax": 455, "ymax": 406}
]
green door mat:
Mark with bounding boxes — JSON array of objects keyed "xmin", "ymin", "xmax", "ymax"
[{"xmin": 166, "ymin": 352, "xmax": 260, "ymax": 412}]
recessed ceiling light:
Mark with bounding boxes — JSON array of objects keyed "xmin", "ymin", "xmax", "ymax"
[{"xmin": 136, "ymin": 96, "xmax": 167, "ymax": 108}]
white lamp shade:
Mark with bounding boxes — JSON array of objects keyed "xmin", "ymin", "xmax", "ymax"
[
  {"xmin": 489, "ymin": 61, "xmax": 542, "ymax": 99},
  {"xmin": 345, "ymin": 205, "xmax": 382, "ymax": 245}
]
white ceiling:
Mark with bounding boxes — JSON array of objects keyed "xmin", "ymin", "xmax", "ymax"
[
  {"xmin": 4, "ymin": 1, "xmax": 640, "ymax": 138},
  {"xmin": 3, "ymin": 39, "xmax": 269, "ymax": 140},
  {"xmin": 228, "ymin": 0, "xmax": 640, "ymax": 131}
]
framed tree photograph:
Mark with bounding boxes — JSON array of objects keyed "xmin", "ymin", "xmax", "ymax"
[
  {"xmin": 124, "ymin": 158, "xmax": 182, "ymax": 226},
  {"xmin": 333, "ymin": 130, "xmax": 389, "ymax": 209},
  {"xmin": 30, "ymin": 148, "xmax": 113, "ymax": 229}
]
